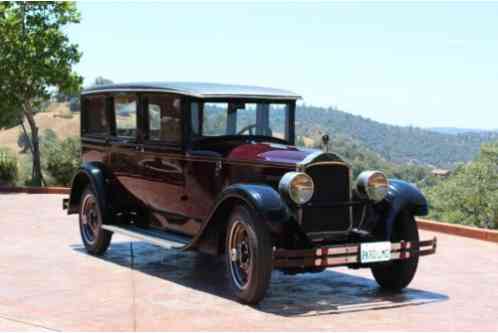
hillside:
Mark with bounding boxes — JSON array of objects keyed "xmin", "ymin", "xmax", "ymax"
[
  {"xmin": 0, "ymin": 103, "xmax": 79, "ymax": 155},
  {"xmin": 1, "ymin": 102, "xmax": 494, "ymax": 169},
  {"xmin": 428, "ymin": 127, "xmax": 498, "ymax": 136},
  {"xmin": 296, "ymin": 105, "xmax": 498, "ymax": 168}
]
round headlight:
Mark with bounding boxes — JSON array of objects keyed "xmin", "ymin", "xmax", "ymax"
[
  {"xmin": 279, "ymin": 172, "xmax": 314, "ymax": 205},
  {"xmin": 356, "ymin": 171, "xmax": 389, "ymax": 203}
]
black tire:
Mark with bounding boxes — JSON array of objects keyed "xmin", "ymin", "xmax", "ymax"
[
  {"xmin": 78, "ymin": 186, "xmax": 113, "ymax": 255},
  {"xmin": 225, "ymin": 205, "xmax": 273, "ymax": 304},
  {"xmin": 371, "ymin": 211, "xmax": 419, "ymax": 291}
]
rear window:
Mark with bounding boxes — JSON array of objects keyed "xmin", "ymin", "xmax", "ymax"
[{"xmin": 83, "ymin": 95, "xmax": 108, "ymax": 136}]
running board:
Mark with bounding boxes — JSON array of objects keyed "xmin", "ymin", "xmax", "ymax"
[{"xmin": 101, "ymin": 224, "xmax": 191, "ymax": 249}]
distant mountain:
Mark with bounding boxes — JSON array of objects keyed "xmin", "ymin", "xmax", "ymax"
[
  {"xmin": 295, "ymin": 105, "xmax": 498, "ymax": 168},
  {"xmin": 428, "ymin": 127, "xmax": 498, "ymax": 135}
]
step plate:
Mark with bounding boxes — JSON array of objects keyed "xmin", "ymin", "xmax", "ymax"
[{"xmin": 101, "ymin": 225, "xmax": 189, "ymax": 250}]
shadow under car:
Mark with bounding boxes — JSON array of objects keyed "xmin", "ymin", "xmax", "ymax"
[{"xmin": 71, "ymin": 240, "xmax": 448, "ymax": 316}]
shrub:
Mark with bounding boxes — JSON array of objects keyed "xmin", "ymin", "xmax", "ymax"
[
  {"xmin": 44, "ymin": 137, "xmax": 81, "ymax": 186},
  {"xmin": 69, "ymin": 97, "xmax": 80, "ymax": 112},
  {"xmin": 0, "ymin": 148, "xmax": 18, "ymax": 185},
  {"xmin": 17, "ymin": 131, "xmax": 30, "ymax": 153},
  {"xmin": 17, "ymin": 154, "xmax": 35, "ymax": 186},
  {"xmin": 42, "ymin": 128, "xmax": 58, "ymax": 145}
]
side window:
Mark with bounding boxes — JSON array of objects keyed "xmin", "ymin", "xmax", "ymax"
[
  {"xmin": 84, "ymin": 95, "xmax": 108, "ymax": 136},
  {"xmin": 203, "ymin": 103, "xmax": 228, "ymax": 136},
  {"xmin": 146, "ymin": 94, "xmax": 182, "ymax": 144},
  {"xmin": 114, "ymin": 95, "xmax": 137, "ymax": 138}
]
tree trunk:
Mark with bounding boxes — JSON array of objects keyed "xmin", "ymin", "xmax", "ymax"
[{"xmin": 24, "ymin": 106, "xmax": 43, "ymax": 187}]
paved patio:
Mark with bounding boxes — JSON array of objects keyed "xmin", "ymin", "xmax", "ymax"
[{"xmin": 1, "ymin": 193, "xmax": 497, "ymax": 331}]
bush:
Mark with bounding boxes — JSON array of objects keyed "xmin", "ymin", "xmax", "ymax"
[
  {"xmin": 69, "ymin": 97, "xmax": 80, "ymax": 112},
  {"xmin": 17, "ymin": 131, "xmax": 30, "ymax": 153},
  {"xmin": 42, "ymin": 128, "xmax": 58, "ymax": 144},
  {"xmin": 0, "ymin": 148, "xmax": 18, "ymax": 185},
  {"xmin": 44, "ymin": 136, "xmax": 81, "ymax": 186},
  {"xmin": 17, "ymin": 154, "xmax": 34, "ymax": 186}
]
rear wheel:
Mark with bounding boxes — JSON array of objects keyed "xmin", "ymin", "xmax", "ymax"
[
  {"xmin": 79, "ymin": 186, "xmax": 113, "ymax": 255},
  {"xmin": 226, "ymin": 205, "xmax": 273, "ymax": 304},
  {"xmin": 371, "ymin": 211, "xmax": 419, "ymax": 291}
]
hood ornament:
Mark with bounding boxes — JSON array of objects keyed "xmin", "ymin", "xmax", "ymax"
[{"xmin": 321, "ymin": 134, "xmax": 330, "ymax": 152}]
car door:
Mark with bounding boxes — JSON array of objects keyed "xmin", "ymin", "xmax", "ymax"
[
  {"xmin": 108, "ymin": 93, "xmax": 145, "ymax": 208},
  {"xmin": 138, "ymin": 93, "xmax": 196, "ymax": 236}
]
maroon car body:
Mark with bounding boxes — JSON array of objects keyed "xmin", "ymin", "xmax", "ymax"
[{"xmin": 65, "ymin": 82, "xmax": 436, "ymax": 304}]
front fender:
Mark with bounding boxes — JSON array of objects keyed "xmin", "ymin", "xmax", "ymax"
[
  {"xmin": 68, "ymin": 162, "xmax": 110, "ymax": 219},
  {"xmin": 189, "ymin": 184, "xmax": 292, "ymax": 251},
  {"xmin": 220, "ymin": 184, "xmax": 291, "ymax": 234},
  {"xmin": 382, "ymin": 179, "xmax": 428, "ymax": 239}
]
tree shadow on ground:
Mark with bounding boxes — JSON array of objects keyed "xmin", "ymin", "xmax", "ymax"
[{"xmin": 72, "ymin": 240, "xmax": 448, "ymax": 317}]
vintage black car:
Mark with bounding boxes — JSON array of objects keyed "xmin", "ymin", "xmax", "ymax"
[{"xmin": 64, "ymin": 82, "xmax": 436, "ymax": 304}]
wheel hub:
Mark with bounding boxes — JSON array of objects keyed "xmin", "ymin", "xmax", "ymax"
[
  {"xmin": 81, "ymin": 195, "xmax": 99, "ymax": 244},
  {"xmin": 237, "ymin": 240, "xmax": 250, "ymax": 270},
  {"xmin": 228, "ymin": 220, "xmax": 252, "ymax": 289}
]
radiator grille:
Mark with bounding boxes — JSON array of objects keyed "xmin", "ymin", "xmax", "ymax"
[{"xmin": 301, "ymin": 163, "xmax": 352, "ymax": 235}]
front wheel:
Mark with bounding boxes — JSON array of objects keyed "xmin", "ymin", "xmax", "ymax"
[
  {"xmin": 371, "ymin": 211, "xmax": 419, "ymax": 291},
  {"xmin": 226, "ymin": 205, "xmax": 273, "ymax": 304}
]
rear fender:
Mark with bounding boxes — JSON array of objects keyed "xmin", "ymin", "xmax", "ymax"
[{"xmin": 67, "ymin": 162, "xmax": 110, "ymax": 220}]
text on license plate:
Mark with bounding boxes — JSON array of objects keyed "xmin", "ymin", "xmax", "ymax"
[{"xmin": 360, "ymin": 242, "xmax": 391, "ymax": 263}]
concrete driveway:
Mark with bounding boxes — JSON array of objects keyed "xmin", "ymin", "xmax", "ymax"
[{"xmin": 1, "ymin": 193, "xmax": 497, "ymax": 331}]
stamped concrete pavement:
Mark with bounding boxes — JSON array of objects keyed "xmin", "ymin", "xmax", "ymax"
[{"xmin": 1, "ymin": 193, "xmax": 497, "ymax": 331}]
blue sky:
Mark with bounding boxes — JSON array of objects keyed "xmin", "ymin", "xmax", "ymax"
[{"xmin": 67, "ymin": 2, "xmax": 498, "ymax": 129}]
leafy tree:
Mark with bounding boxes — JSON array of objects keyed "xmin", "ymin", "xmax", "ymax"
[
  {"xmin": 425, "ymin": 142, "xmax": 498, "ymax": 229},
  {"xmin": 0, "ymin": 2, "xmax": 82, "ymax": 186},
  {"xmin": 94, "ymin": 76, "xmax": 113, "ymax": 86}
]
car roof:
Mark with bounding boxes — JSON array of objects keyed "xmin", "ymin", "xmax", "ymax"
[{"xmin": 81, "ymin": 82, "xmax": 301, "ymax": 100}]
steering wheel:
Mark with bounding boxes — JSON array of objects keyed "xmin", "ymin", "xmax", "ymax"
[{"xmin": 237, "ymin": 124, "xmax": 257, "ymax": 135}]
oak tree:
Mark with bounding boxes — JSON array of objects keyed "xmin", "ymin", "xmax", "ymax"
[{"xmin": 0, "ymin": 2, "xmax": 82, "ymax": 186}]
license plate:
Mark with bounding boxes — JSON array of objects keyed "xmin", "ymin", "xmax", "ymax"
[{"xmin": 360, "ymin": 242, "xmax": 391, "ymax": 263}]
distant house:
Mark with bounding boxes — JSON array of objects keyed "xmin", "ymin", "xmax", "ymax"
[{"xmin": 432, "ymin": 169, "xmax": 451, "ymax": 177}]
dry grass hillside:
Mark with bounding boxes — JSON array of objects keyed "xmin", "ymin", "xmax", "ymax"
[{"xmin": 0, "ymin": 103, "xmax": 79, "ymax": 155}]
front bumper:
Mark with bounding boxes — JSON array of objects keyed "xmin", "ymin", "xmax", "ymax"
[{"xmin": 273, "ymin": 237, "xmax": 437, "ymax": 269}]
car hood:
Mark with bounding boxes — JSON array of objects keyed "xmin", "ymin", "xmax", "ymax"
[{"xmin": 226, "ymin": 142, "xmax": 318, "ymax": 165}]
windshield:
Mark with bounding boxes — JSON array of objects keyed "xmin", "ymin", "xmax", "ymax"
[{"xmin": 191, "ymin": 101, "xmax": 292, "ymax": 142}]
